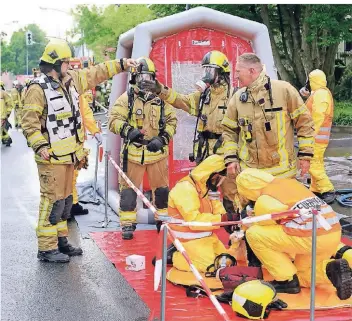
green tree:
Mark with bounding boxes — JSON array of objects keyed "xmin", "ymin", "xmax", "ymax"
[
  {"xmin": 151, "ymin": 4, "xmax": 352, "ymax": 91},
  {"xmin": 1, "ymin": 24, "xmax": 47, "ymax": 75},
  {"xmin": 70, "ymin": 4, "xmax": 155, "ymax": 62}
]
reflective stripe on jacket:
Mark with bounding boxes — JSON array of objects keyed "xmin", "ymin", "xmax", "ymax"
[
  {"xmin": 306, "ymin": 88, "xmax": 334, "ymax": 145},
  {"xmin": 168, "ymin": 176, "xmax": 215, "ymax": 242},
  {"xmin": 261, "ymin": 178, "xmax": 340, "ymax": 236}
]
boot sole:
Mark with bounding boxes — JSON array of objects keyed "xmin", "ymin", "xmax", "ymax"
[
  {"xmin": 65, "ymin": 251, "xmax": 83, "ymax": 257},
  {"xmin": 37, "ymin": 256, "xmax": 70, "ymax": 263},
  {"xmin": 329, "ymin": 259, "xmax": 352, "ymax": 300},
  {"xmin": 275, "ymin": 287, "xmax": 301, "ymax": 294}
]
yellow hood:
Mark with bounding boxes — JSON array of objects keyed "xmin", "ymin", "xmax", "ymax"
[
  {"xmin": 236, "ymin": 168, "xmax": 275, "ymax": 201},
  {"xmin": 190, "ymin": 155, "xmax": 226, "ymax": 195},
  {"xmin": 309, "ymin": 69, "xmax": 327, "ymax": 91}
]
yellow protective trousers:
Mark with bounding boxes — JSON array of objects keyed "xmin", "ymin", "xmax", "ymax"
[
  {"xmin": 37, "ymin": 164, "xmax": 74, "ymax": 251},
  {"xmin": 14, "ymin": 106, "xmax": 22, "ymax": 127},
  {"xmin": 119, "ymin": 158, "xmax": 169, "ymax": 226},
  {"xmin": 309, "ymin": 143, "xmax": 334, "ymax": 194},
  {"xmin": 72, "ymin": 169, "xmax": 79, "ymax": 204},
  {"xmin": 172, "ymin": 234, "xmax": 227, "ymax": 273},
  {"xmin": 246, "ymin": 224, "xmax": 341, "ymax": 287}
]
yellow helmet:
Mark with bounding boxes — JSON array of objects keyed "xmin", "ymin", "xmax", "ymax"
[
  {"xmin": 40, "ymin": 39, "xmax": 72, "ymax": 64},
  {"xmin": 25, "ymin": 78, "xmax": 31, "ymax": 85},
  {"xmin": 232, "ymin": 280, "xmax": 277, "ymax": 320},
  {"xmin": 335, "ymin": 244, "xmax": 352, "ymax": 267},
  {"xmin": 201, "ymin": 50, "xmax": 230, "ymax": 73},
  {"xmin": 131, "ymin": 57, "xmax": 156, "ymax": 74}
]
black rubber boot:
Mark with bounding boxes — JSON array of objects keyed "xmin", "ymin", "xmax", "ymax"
[
  {"xmin": 58, "ymin": 237, "xmax": 83, "ymax": 256},
  {"xmin": 70, "ymin": 203, "xmax": 89, "ymax": 216},
  {"xmin": 37, "ymin": 249, "xmax": 70, "ymax": 263},
  {"xmin": 321, "ymin": 191, "xmax": 336, "ymax": 205},
  {"xmin": 122, "ymin": 225, "xmax": 135, "ymax": 240},
  {"xmin": 270, "ymin": 274, "xmax": 301, "ymax": 294},
  {"xmin": 326, "ymin": 259, "xmax": 352, "ymax": 300},
  {"xmin": 152, "ymin": 244, "xmax": 177, "ymax": 266}
]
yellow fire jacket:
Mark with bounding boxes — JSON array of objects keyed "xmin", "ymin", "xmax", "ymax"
[
  {"xmin": 109, "ymin": 90, "xmax": 177, "ymax": 165},
  {"xmin": 1, "ymin": 89, "xmax": 12, "ymax": 120},
  {"xmin": 22, "ymin": 59, "xmax": 127, "ymax": 164},
  {"xmin": 158, "ymin": 82, "xmax": 234, "ymax": 160},
  {"xmin": 222, "ymin": 71, "xmax": 315, "ymax": 178}
]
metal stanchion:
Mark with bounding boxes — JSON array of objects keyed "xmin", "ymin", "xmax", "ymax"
[
  {"xmin": 102, "ymin": 150, "xmax": 109, "ymax": 228},
  {"xmin": 92, "ymin": 141, "xmax": 100, "ymax": 202},
  {"xmin": 160, "ymin": 225, "xmax": 167, "ymax": 321},
  {"xmin": 309, "ymin": 209, "xmax": 318, "ymax": 321}
]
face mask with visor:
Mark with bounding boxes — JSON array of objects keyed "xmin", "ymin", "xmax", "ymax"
[{"xmin": 201, "ymin": 66, "xmax": 220, "ymax": 85}]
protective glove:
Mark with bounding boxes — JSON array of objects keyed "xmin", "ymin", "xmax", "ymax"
[
  {"xmin": 146, "ymin": 136, "xmax": 164, "ymax": 152},
  {"xmin": 139, "ymin": 79, "xmax": 163, "ymax": 94},
  {"xmin": 222, "ymin": 211, "xmax": 241, "ymax": 234},
  {"xmin": 94, "ymin": 132, "xmax": 103, "ymax": 145},
  {"xmin": 127, "ymin": 128, "xmax": 144, "ymax": 143}
]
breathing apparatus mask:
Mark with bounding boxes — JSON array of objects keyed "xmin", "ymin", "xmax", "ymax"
[
  {"xmin": 196, "ymin": 66, "xmax": 220, "ymax": 93},
  {"xmin": 205, "ymin": 169, "xmax": 227, "ymax": 200}
]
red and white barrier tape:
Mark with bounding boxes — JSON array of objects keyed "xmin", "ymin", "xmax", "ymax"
[{"xmin": 164, "ymin": 224, "xmax": 231, "ymax": 321}]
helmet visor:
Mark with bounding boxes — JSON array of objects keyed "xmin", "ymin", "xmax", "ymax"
[
  {"xmin": 135, "ymin": 73, "xmax": 154, "ymax": 83},
  {"xmin": 201, "ymin": 66, "xmax": 219, "ymax": 85}
]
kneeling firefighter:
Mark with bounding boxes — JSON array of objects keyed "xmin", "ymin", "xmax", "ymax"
[
  {"xmin": 141, "ymin": 50, "xmax": 241, "ymax": 216},
  {"xmin": 236, "ymin": 168, "xmax": 352, "ymax": 300},
  {"xmin": 167, "ymin": 154, "xmax": 237, "ymax": 273},
  {"xmin": 1, "ymin": 81, "xmax": 13, "ymax": 146},
  {"xmin": 108, "ymin": 57, "xmax": 177, "ymax": 240}
]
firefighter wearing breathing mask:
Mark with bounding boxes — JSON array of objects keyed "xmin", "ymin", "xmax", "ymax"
[
  {"xmin": 223, "ymin": 53, "xmax": 315, "ymax": 185},
  {"xmin": 236, "ymin": 168, "xmax": 351, "ymax": 300},
  {"xmin": 22, "ymin": 39, "xmax": 137, "ymax": 263},
  {"xmin": 1, "ymin": 80, "xmax": 13, "ymax": 146},
  {"xmin": 108, "ymin": 57, "xmax": 177, "ymax": 240},
  {"xmin": 166, "ymin": 154, "xmax": 237, "ymax": 273},
  {"xmin": 141, "ymin": 50, "xmax": 241, "ymax": 219},
  {"xmin": 299, "ymin": 70, "xmax": 335, "ymax": 204}
]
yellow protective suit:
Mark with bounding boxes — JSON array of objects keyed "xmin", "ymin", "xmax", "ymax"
[
  {"xmin": 109, "ymin": 90, "xmax": 177, "ymax": 225},
  {"xmin": 306, "ymin": 70, "xmax": 334, "ymax": 194},
  {"xmin": 22, "ymin": 59, "xmax": 128, "ymax": 252},
  {"xmin": 236, "ymin": 168, "xmax": 341, "ymax": 287},
  {"xmin": 72, "ymin": 94, "xmax": 100, "ymax": 204},
  {"xmin": 167, "ymin": 154, "xmax": 229, "ymax": 273},
  {"xmin": 222, "ymin": 71, "xmax": 315, "ymax": 178},
  {"xmin": 11, "ymin": 87, "xmax": 23, "ymax": 127}
]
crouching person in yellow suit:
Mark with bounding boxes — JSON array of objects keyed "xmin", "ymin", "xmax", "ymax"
[
  {"xmin": 166, "ymin": 155, "xmax": 236, "ymax": 276},
  {"xmin": 236, "ymin": 168, "xmax": 352, "ymax": 300},
  {"xmin": 70, "ymin": 93, "xmax": 102, "ymax": 218}
]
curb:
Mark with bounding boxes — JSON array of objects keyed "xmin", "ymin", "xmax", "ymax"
[{"xmin": 331, "ymin": 126, "xmax": 352, "ymax": 134}]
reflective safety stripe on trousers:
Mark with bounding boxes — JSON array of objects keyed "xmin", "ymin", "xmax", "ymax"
[{"xmin": 170, "ymin": 229, "xmax": 213, "ymax": 240}]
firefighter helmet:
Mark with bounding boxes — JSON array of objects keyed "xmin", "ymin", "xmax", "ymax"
[
  {"xmin": 40, "ymin": 39, "xmax": 72, "ymax": 65},
  {"xmin": 201, "ymin": 51, "xmax": 230, "ymax": 73}
]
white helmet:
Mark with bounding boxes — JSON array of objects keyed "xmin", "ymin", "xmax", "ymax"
[{"xmin": 13, "ymin": 80, "xmax": 19, "ymax": 86}]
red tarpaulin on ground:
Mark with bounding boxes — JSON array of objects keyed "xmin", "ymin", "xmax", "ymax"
[{"xmin": 90, "ymin": 229, "xmax": 352, "ymax": 321}]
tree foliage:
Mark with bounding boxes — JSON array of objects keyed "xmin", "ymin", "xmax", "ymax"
[
  {"xmin": 1, "ymin": 24, "xmax": 47, "ymax": 75},
  {"xmin": 70, "ymin": 4, "xmax": 155, "ymax": 62},
  {"xmin": 151, "ymin": 4, "xmax": 352, "ymax": 90}
]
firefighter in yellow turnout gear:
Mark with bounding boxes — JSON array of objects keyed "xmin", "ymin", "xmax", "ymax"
[
  {"xmin": 300, "ymin": 69, "xmax": 335, "ymax": 204},
  {"xmin": 223, "ymin": 53, "xmax": 315, "ymax": 181},
  {"xmin": 11, "ymin": 81, "xmax": 23, "ymax": 128},
  {"xmin": 70, "ymin": 93, "xmax": 102, "ymax": 217},
  {"xmin": 22, "ymin": 39, "xmax": 136, "ymax": 263},
  {"xmin": 1, "ymin": 81, "xmax": 13, "ymax": 146},
  {"xmin": 142, "ymin": 51, "xmax": 241, "ymax": 218},
  {"xmin": 236, "ymin": 168, "xmax": 352, "ymax": 300},
  {"xmin": 166, "ymin": 155, "xmax": 237, "ymax": 277},
  {"xmin": 109, "ymin": 57, "xmax": 177, "ymax": 240}
]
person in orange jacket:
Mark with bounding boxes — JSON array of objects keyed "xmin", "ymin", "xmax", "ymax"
[
  {"xmin": 300, "ymin": 70, "xmax": 335, "ymax": 204},
  {"xmin": 70, "ymin": 92, "xmax": 102, "ymax": 217},
  {"xmin": 236, "ymin": 168, "xmax": 351, "ymax": 300}
]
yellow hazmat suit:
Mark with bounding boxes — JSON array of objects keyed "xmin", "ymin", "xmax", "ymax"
[
  {"xmin": 167, "ymin": 154, "xmax": 229, "ymax": 272},
  {"xmin": 222, "ymin": 71, "xmax": 315, "ymax": 178},
  {"xmin": 72, "ymin": 94, "xmax": 100, "ymax": 205},
  {"xmin": 305, "ymin": 70, "xmax": 334, "ymax": 195},
  {"xmin": 11, "ymin": 87, "xmax": 23, "ymax": 127},
  {"xmin": 236, "ymin": 168, "xmax": 341, "ymax": 287}
]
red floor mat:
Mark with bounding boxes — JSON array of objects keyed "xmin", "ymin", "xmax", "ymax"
[{"xmin": 91, "ymin": 230, "xmax": 352, "ymax": 321}]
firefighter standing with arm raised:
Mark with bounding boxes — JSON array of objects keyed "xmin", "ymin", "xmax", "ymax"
[
  {"xmin": 22, "ymin": 39, "xmax": 137, "ymax": 262},
  {"xmin": 108, "ymin": 57, "xmax": 177, "ymax": 240}
]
